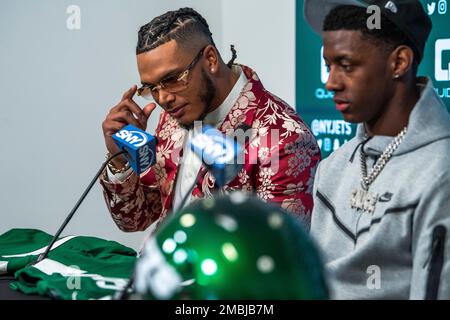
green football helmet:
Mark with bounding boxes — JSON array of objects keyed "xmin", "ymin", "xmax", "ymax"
[{"xmin": 133, "ymin": 192, "xmax": 328, "ymax": 299}]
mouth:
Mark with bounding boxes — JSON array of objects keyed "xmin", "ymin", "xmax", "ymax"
[
  {"xmin": 168, "ymin": 103, "xmax": 188, "ymax": 119},
  {"xmin": 333, "ymin": 99, "xmax": 351, "ymax": 112}
]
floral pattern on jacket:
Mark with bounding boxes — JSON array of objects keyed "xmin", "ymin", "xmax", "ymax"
[{"xmin": 100, "ymin": 65, "xmax": 321, "ymax": 232}]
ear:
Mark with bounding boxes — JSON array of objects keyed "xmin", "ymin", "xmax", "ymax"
[
  {"xmin": 203, "ymin": 44, "xmax": 219, "ymax": 75},
  {"xmin": 389, "ymin": 45, "xmax": 415, "ymax": 80}
]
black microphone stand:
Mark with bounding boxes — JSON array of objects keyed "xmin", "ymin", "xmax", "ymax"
[{"xmin": 34, "ymin": 150, "xmax": 127, "ymax": 264}]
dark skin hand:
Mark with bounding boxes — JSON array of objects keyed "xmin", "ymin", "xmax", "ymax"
[{"xmin": 102, "ymin": 85, "xmax": 156, "ymax": 168}]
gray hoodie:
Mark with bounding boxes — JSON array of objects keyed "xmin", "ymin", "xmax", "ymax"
[{"xmin": 311, "ymin": 77, "xmax": 450, "ymax": 299}]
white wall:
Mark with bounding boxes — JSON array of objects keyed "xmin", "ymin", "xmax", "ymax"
[
  {"xmin": 220, "ymin": 0, "xmax": 296, "ymax": 107},
  {"xmin": 0, "ymin": 0, "xmax": 295, "ymax": 250}
]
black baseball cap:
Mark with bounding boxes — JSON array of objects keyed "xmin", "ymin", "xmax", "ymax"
[{"xmin": 304, "ymin": 0, "xmax": 432, "ymax": 61}]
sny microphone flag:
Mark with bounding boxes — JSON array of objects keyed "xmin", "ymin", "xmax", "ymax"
[
  {"xmin": 189, "ymin": 125, "xmax": 244, "ymax": 187},
  {"xmin": 112, "ymin": 124, "xmax": 157, "ymax": 175}
]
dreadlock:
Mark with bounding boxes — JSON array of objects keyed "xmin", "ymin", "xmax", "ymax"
[
  {"xmin": 227, "ymin": 44, "xmax": 237, "ymax": 68},
  {"xmin": 324, "ymin": 5, "xmax": 419, "ymax": 74}
]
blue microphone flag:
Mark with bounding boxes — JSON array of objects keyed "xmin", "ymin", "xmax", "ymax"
[
  {"xmin": 189, "ymin": 125, "xmax": 244, "ymax": 187},
  {"xmin": 112, "ymin": 124, "xmax": 157, "ymax": 175}
]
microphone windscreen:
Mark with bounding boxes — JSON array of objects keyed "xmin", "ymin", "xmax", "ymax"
[{"xmin": 189, "ymin": 125, "xmax": 244, "ymax": 187}]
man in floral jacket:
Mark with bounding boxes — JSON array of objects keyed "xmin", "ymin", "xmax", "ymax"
[{"xmin": 100, "ymin": 8, "xmax": 321, "ymax": 232}]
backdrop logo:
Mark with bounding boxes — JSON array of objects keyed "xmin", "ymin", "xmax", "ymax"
[
  {"xmin": 435, "ymin": 39, "xmax": 450, "ymax": 82},
  {"xmin": 428, "ymin": 1, "xmax": 436, "ymax": 15},
  {"xmin": 311, "ymin": 119, "xmax": 352, "ymax": 137},
  {"xmin": 321, "ymin": 46, "xmax": 329, "ymax": 84},
  {"xmin": 316, "ymin": 47, "xmax": 334, "ymax": 100},
  {"xmin": 311, "ymin": 119, "xmax": 352, "ymax": 153},
  {"xmin": 438, "ymin": 0, "xmax": 447, "ymax": 14}
]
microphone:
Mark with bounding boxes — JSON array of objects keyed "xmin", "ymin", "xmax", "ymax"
[
  {"xmin": 112, "ymin": 124, "xmax": 157, "ymax": 175},
  {"xmin": 189, "ymin": 124, "xmax": 249, "ymax": 187}
]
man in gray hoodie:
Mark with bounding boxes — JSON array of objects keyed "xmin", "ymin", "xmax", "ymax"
[{"xmin": 304, "ymin": 0, "xmax": 450, "ymax": 299}]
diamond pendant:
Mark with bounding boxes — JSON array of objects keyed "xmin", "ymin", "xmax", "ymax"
[{"xmin": 350, "ymin": 188, "xmax": 379, "ymax": 214}]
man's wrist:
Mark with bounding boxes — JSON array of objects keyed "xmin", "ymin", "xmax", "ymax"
[{"xmin": 106, "ymin": 152, "xmax": 130, "ymax": 174}]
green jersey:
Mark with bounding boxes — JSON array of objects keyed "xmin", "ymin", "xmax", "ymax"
[{"xmin": 0, "ymin": 229, "xmax": 136, "ymax": 300}]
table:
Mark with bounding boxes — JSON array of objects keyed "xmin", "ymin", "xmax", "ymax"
[{"xmin": 0, "ymin": 276, "xmax": 50, "ymax": 300}]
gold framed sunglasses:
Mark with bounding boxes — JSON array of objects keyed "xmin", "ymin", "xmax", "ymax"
[{"xmin": 137, "ymin": 47, "xmax": 206, "ymax": 100}]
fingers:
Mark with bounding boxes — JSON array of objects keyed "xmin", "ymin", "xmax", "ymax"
[
  {"xmin": 140, "ymin": 103, "xmax": 157, "ymax": 131},
  {"xmin": 143, "ymin": 102, "xmax": 157, "ymax": 119},
  {"xmin": 119, "ymin": 99, "xmax": 147, "ymax": 128},
  {"xmin": 102, "ymin": 119, "xmax": 127, "ymax": 137},
  {"xmin": 107, "ymin": 109, "xmax": 143, "ymax": 130},
  {"xmin": 103, "ymin": 86, "xmax": 155, "ymax": 155},
  {"xmin": 104, "ymin": 86, "xmax": 156, "ymax": 138},
  {"xmin": 102, "ymin": 119, "xmax": 126, "ymax": 156},
  {"xmin": 121, "ymin": 85, "xmax": 137, "ymax": 101},
  {"xmin": 110, "ymin": 91, "xmax": 147, "ymax": 128}
]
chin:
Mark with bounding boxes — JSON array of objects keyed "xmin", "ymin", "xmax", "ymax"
[
  {"xmin": 176, "ymin": 114, "xmax": 197, "ymax": 128},
  {"xmin": 342, "ymin": 113, "xmax": 364, "ymax": 124},
  {"xmin": 178, "ymin": 121, "xmax": 194, "ymax": 129},
  {"xmin": 179, "ymin": 110, "xmax": 206, "ymax": 127}
]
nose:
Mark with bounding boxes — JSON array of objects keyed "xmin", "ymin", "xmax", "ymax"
[
  {"xmin": 155, "ymin": 88, "xmax": 176, "ymax": 108},
  {"xmin": 325, "ymin": 67, "xmax": 343, "ymax": 92}
]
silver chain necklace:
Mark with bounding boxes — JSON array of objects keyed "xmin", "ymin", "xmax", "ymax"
[{"xmin": 350, "ymin": 126, "xmax": 407, "ymax": 214}]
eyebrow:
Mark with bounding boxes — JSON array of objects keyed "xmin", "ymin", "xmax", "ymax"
[
  {"xmin": 324, "ymin": 54, "xmax": 355, "ymax": 66},
  {"xmin": 333, "ymin": 54, "xmax": 354, "ymax": 62}
]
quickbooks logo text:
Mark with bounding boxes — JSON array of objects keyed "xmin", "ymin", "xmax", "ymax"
[{"xmin": 316, "ymin": 46, "xmax": 334, "ymax": 100}]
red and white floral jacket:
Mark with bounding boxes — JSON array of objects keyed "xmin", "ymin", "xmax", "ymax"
[{"xmin": 100, "ymin": 65, "xmax": 321, "ymax": 232}]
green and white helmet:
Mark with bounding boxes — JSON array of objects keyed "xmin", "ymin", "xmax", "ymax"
[{"xmin": 133, "ymin": 193, "xmax": 328, "ymax": 299}]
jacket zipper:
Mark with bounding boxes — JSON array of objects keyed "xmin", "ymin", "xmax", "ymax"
[{"xmin": 425, "ymin": 225, "xmax": 446, "ymax": 300}]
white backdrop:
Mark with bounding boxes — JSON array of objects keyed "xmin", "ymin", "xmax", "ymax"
[{"xmin": 0, "ymin": 0, "xmax": 296, "ymax": 250}]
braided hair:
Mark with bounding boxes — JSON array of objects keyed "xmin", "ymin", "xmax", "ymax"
[
  {"xmin": 137, "ymin": 8, "xmax": 237, "ymax": 67},
  {"xmin": 137, "ymin": 8, "xmax": 214, "ymax": 53}
]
